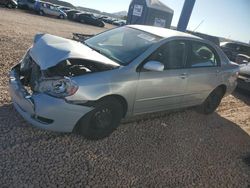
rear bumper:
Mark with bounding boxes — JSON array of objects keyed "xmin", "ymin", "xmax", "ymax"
[{"xmin": 9, "ymin": 65, "xmax": 93, "ymax": 133}]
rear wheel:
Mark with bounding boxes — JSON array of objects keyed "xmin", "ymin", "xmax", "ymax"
[
  {"xmin": 196, "ymin": 87, "xmax": 225, "ymax": 114},
  {"xmin": 7, "ymin": 3, "xmax": 13, "ymax": 8},
  {"xmin": 80, "ymin": 19, "xmax": 85, "ymax": 23},
  {"xmin": 76, "ymin": 97, "xmax": 123, "ymax": 140}
]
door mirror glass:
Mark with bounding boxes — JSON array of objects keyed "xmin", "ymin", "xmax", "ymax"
[{"xmin": 143, "ymin": 61, "xmax": 164, "ymax": 72}]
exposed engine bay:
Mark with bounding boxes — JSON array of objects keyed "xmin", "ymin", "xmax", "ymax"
[{"xmin": 19, "ymin": 52, "xmax": 115, "ymax": 97}]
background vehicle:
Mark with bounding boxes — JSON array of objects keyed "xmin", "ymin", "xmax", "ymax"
[
  {"xmin": 17, "ymin": 0, "xmax": 35, "ymax": 10},
  {"xmin": 237, "ymin": 55, "xmax": 250, "ymax": 92},
  {"xmin": 57, "ymin": 6, "xmax": 71, "ymax": 12},
  {"xmin": 65, "ymin": 9, "xmax": 81, "ymax": 20},
  {"xmin": 74, "ymin": 13, "xmax": 105, "ymax": 27},
  {"xmin": 102, "ymin": 17, "xmax": 117, "ymax": 24},
  {"xmin": 9, "ymin": 26, "xmax": 239, "ymax": 140},
  {"xmin": 220, "ymin": 42, "xmax": 250, "ymax": 62},
  {"xmin": 113, "ymin": 20, "xmax": 126, "ymax": 26},
  {"xmin": 38, "ymin": 2, "xmax": 67, "ymax": 19},
  {"xmin": 0, "ymin": 0, "xmax": 17, "ymax": 8}
]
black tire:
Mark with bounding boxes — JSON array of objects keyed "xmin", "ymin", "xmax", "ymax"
[
  {"xmin": 80, "ymin": 19, "xmax": 85, "ymax": 23},
  {"xmin": 7, "ymin": 3, "xmax": 13, "ymax": 8},
  {"xmin": 98, "ymin": 22, "xmax": 104, "ymax": 27},
  {"xmin": 39, "ymin": 10, "xmax": 44, "ymax": 16},
  {"xmin": 75, "ymin": 97, "xmax": 123, "ymax": 140},
  {"xmin": 59, "ymin": 14, "xmax": 64, "ymax": 19},
  {"xmin": 196, "ymin": 87, "xmax": 224, "ymax": 114}
]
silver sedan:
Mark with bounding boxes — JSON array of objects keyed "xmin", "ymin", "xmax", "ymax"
[{"xmin": 9, "ymin": 25, "xmax": 239, "ymax": 139}]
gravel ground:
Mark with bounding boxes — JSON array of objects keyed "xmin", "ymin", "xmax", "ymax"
[{"xmin": 0, "ymin": 8, "xmax": 250, "ymax": 187}]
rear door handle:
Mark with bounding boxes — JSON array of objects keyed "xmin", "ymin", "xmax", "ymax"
[{"xmin": 180, "ymin": 73, "xmax": 188, "ymax": 79}]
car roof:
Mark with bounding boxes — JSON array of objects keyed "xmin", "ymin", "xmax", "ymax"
[{"xmin": 128, "ymin": 25, "xmax": 202, "ymax": 40}]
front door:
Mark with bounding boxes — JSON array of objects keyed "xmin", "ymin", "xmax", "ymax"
[{"xmin": 134, "ymin": 40, "xmax": 189, "ymax": 114}]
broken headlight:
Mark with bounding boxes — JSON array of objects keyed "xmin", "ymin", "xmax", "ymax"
[{"xmin": 37, "ymin": 77, "xmax": 78, "ymax": 98}]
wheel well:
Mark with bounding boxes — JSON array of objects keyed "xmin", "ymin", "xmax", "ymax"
[
  {"xmin": 217, "ymin": 85, "xmax": 227, "ymax": 96},
  {"xmin": 98, "ymin": 95, "xmax": 128, "ymax": 117}
]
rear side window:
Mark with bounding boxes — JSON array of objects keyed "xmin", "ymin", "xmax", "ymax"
[{"xmin": 187, "ymin": 42, "xmax": 219, "ymax": 68}]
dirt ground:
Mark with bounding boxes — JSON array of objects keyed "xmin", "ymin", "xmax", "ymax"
[{"xmin": 0, "ymin": 8, "xmax": 249, "ymax": 187}]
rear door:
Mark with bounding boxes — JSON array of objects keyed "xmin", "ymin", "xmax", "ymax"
[
  {"xmin": 134, "ymin": 40, "xmax": 190, "ymax": 114},
  {"xmin": 183, "ymin": 40, "xmax": 221, "ymax": 106}
]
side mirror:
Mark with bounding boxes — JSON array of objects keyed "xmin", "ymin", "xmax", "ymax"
[{"xmin": 143, "ymin": 61, "xmax": 164, "ymax": 72}]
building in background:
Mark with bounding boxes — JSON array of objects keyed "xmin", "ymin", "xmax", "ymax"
[{"xmin": 127, "ymin": 0, "xmax": 173, "ymax": 28}]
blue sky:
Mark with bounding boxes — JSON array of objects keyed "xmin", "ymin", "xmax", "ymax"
[{"xmin": 65, "ymin": 0, "xmax": 250, "ymax": 43}]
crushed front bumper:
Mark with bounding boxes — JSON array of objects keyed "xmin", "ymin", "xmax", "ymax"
[{"xmin": 9, "ymin": 65, "xmax": 93, "ymax": 133}]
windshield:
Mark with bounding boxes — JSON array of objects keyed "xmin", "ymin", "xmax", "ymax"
[{"xmin": 84, "ymin": 27, "xmax": 162, "ymax": 65}]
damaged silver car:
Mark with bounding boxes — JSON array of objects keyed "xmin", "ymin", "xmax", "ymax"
[{"xmin": 9, "ymin": 25, "xmax": 239, "ymax": 139}]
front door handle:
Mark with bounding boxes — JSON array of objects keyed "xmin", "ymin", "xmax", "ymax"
[{"xmin": 180, "ymin": 73, "xmax": 188, "ymax": 79}]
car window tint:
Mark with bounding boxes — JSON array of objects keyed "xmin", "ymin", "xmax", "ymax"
[
  {"xmin": 148, "ymin": 40, "xmax": 186, "ymax": 70},
  {"xmin": 188, "ymin": 42, "xmax": 218, "ymax": 68}
]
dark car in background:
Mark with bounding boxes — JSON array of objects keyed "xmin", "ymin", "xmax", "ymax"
[
  {"xmin": 0, "ymin": 0, "xmax": 17, "ymax": 8},
  {"xmin": 236, "ymin": 55, "xmax": 250, "ymax": 92},
  {"xmin": 65, "ymin": 9, "xmax": 81, "ymax": 20},
  {"xmin": 113, "ymin": 20, "xmax": 126, "ymax": 26},
  {"xmin": 74, "ymin": 13, "xmax": 105, "ymax": 27},
  {"xmin": 17, "ymin": 0, "xmax": 35, "ymax": 9},
  {"xmin": 102, "ymin": 17, "xmax": 117, "ymax": 24},
  {"xmin": 57, "ymin": 6, "xmax": 71, "ymax": 12},
  {"xmin": 220, "ymin": 42, "xmax": 250, "ymax": 62}
]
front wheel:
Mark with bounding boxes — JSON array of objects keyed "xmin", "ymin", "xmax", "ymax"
[
  {"xmin": 75, "ymin": 97, "xmax": 123, "ymax": 140},
  {"xmin": 39, "ymin": 10, "xmax": 44, "ymax": 16},
  {"xmin": 80, "ymin": 19, "xmax": 85, "ymax": 23},
  {"xmin": 59, "ymin": 14, "xmax": 64, "ymax": 19},
  {"xmin": 7, "ymin": 3, "xmax": 13, "ymax": 8},
  {"xmin": 196, "ymin": 87, "xmax": 224, "ymax": 114}
]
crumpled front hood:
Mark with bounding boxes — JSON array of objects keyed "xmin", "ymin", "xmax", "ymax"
[
  {"xmin": 29, "ymin": 34, "xmax": 119, "ymax": 70},
  {"xmin": 239, "ymin": 63, "xmax": 250, "ymax": 75}
]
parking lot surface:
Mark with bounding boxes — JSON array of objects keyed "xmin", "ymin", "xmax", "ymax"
[{"xmin": 0, "ymin": 9, "xmax": 249, "ymax": 187}]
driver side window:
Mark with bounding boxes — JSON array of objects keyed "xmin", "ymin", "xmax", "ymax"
[{"xmin": 147, "ymin": 40, "xmax": 187, "ymax": 70}]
